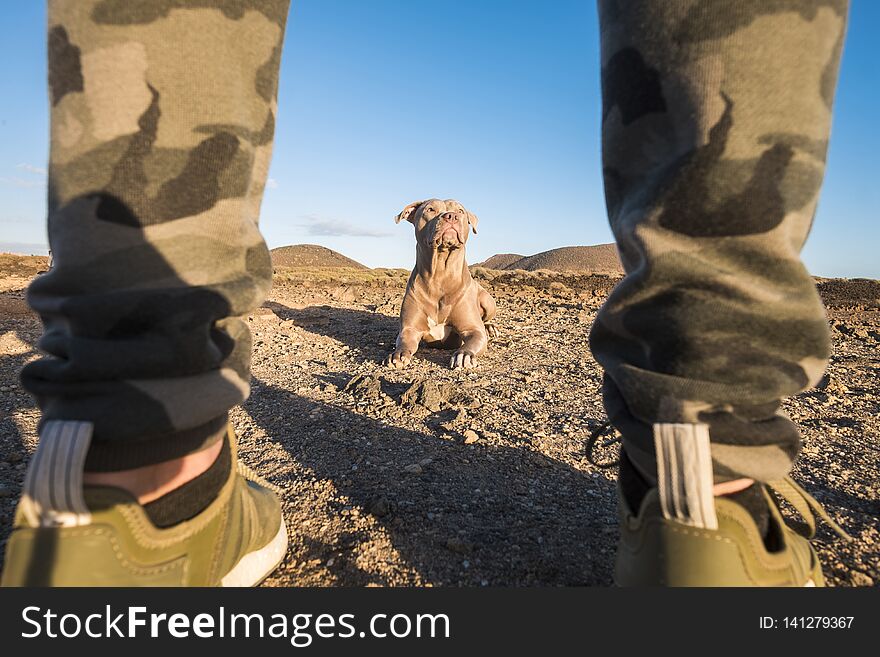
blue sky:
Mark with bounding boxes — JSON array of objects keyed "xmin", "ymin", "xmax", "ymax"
[{"xmin": 0, "ymin": 1, "xmax": 877, "ymax": 277}]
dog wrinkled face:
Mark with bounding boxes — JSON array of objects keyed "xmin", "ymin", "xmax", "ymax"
[{"xmin": 394, "ymin": 199, "xmax": 479, "ymax": 252}]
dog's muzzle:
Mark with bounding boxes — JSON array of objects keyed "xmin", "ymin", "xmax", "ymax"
[{"xmin": 433, "ymin": 212, "xmax": 464, "ymax": 248}]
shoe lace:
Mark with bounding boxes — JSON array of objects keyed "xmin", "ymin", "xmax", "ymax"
[
  {"xmin": 237, "ymin": 460, "xmax": 285, "ymax": 495},
  {"xmin": 766, "ymin": 476, "xmax": 853, "ymax": 542},
  {"xmin": 584, "ymin": 421, "xmax": 853, "ymax": 542},
  {"xmin": 585, "ymin": 420, "xmax": 621, "ymax": 469}
]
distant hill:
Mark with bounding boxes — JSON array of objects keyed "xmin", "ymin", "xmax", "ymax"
[
  {"xmin": 271, "ymin": 244, "xmax": 367, "ymax": 269},
  {"xmin": 817, "ymin": 278, "xmax": 880, "ymax": 308},
  {"xmin": 477, "ymin": 244, "xmax": 623, "ymax": 274},
  {"xmin": 0, "ymin": 253, "xmax": 49, "ymax": 278},
  {"xmin": 477, "ymin": 253, "xmax": 525, "ymax": 270}
]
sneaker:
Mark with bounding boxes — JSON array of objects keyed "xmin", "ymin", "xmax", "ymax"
[
  {"xmin": 1, "ymin": 423, "xmax": 287, "ymax": 587},
  {"xmin": 614, "ymin": 476, "xmax": 851, "ymax": 587}
]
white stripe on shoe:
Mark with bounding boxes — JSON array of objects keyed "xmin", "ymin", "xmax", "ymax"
[
  {"xmin": 21, "ymin": 420, "xmax": 93, "ymax": 528},
  {"xmin": 653, "ymin": 422, "xmax": 718, "ymax": 530}
]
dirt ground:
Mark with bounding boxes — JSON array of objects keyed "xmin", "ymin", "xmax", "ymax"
[{"xmin": 0, "ymin": 262, "xmax": 878, "ymax": 586}]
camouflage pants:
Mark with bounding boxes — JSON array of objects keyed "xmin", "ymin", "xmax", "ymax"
[
  {"xmin": 23, "ymin": 1, "xmax": 290, "ymax": 470},
  {"xmin": 590, "ymin": 0, "xmax": 848, "ymax": 483},
  {"xmin": 25, "ymin": 1, "xmax": 846, "ymax": 480}
]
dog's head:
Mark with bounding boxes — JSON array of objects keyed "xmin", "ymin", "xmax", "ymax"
[{"xmin": 394, "ymin": 199, "xmax": 479, "ymax": 252}]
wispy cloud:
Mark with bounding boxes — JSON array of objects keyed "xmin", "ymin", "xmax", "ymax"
[
  {"xmin": 1, "ymin": 163, "xmax": 48, "ymax": 189},
  {"xmin": 299, "ymin": 213, "xmax": 391, "ymax": 238},
  {"xmin": 16, "ymin": 163, "xmax": 47, "ymax": 176},
  {"xmin": 265, "ymin": 178, "xmax": 278, "ymax": 189},
  {"xmin": 0, "ymin": 176, "xmax": 45, "ymax": 189}
]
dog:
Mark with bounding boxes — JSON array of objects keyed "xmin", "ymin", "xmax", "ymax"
[{"xmin": 386, "ymin": 198, "xmax": 497, "ymax": 370}]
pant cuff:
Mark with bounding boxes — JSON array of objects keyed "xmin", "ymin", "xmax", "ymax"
[{"xmin": 83, "ymin": 413, "xmax": 228, "ymax": 472}]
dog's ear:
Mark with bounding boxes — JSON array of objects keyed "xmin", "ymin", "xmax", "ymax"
[
  {"xmin": 394, "ymin": 200, "xmax": 427, "ymax": 224},
  {"xmin": 466, "ymin": 211, "xmax": 479, "ymax": 235}
]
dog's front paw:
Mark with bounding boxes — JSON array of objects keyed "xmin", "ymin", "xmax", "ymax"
[
  {"xmin": 386, "ymin": 349, "xmax": 413, "ymax": 369},
  {"xmin": 485, "ymin": 323, "xmax": 499, "ymax": 339},
  {"xmin": 450, "ymin": 349, "xmax": 478, "ymax": 370}
]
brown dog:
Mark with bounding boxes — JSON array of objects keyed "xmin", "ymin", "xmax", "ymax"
[{"xmin": 386, "ymin": 198, "xmax": 497, "ymax": 370}]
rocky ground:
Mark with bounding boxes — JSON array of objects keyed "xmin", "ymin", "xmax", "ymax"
[{"xmin": 0, "ymin": 261, "xmax": 878, "ymax": 586}]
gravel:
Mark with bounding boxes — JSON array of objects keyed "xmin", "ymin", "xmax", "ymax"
[{"xmin": 0, "ymin": 261, "xmax": 877, "ymax": 586}]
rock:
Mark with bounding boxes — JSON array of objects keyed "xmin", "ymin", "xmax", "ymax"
[
  {"xmin": 403, "ymin": 463, "xmax": 423, "ymax": 475},
  {"xmin": 6, "ymin": 453, "xmax": 22, "ymax": 464},
  {"xmin": 439, "ymin": 408, "xmax": 467, "ymax": 431},
  {"xmin": 446, "ymin": 537, "xmax": 473, "ymax": 554},
  {"xmin": 463, "ymin": 429, "xmax": 480, "ymax": 444},
  {"xmin": 400, "ymin": 379, "xmax": 451, "ymax": 412},
  {"xmin": 0, "ymin": 484, "xmax": 12, "ymax": 498},
  {"xmin": 344, "ymin": 373, "xmax": 382, "ymax": 400},
  {"xmin": 368, "ymin": 496, "xmax": 391, "ymax": 518},
  {"xmin": 331, "ymin": 286, "xmax": 358, "ymax": 302},
  {"xmin": 418, "ymin": 457, "xmax": 433, "ymax": 467},
  {"xmin": 453, "ymin": 394, "xmax": 482, "ymax": 410},
  {"xmin": 817, "ymin": 373, "xmax": 847, "ymax": 395},
  {"xmin": 530, "ymin": 453, "xmax": 552, "ymax": 468},
  {"xmin": 849, "ymin": 570, "xmax": 874, "ymax": 587}
]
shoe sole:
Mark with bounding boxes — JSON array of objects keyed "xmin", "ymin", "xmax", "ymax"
[{"xmin": 221, "ymin": 517, "xmax": 288, "ymax": 587}]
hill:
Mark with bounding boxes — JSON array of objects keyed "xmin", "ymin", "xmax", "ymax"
[
  {"xmin": 477, "ymin": 253, "xmax": 525, "ymax": 270},
  {"xmin": 271, "ymin": 244, "xmax": 367, "ymax": 269},
  {"xmin": 0, "ymin": 253, "xmax": 49, "ymax": 279},
  {"xmin": 479, "ymin": 244, "xmax": 623, "ymax": 274}
]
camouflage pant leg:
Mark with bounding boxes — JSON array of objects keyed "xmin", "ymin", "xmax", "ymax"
[
  {"xmin": 590, "ymin": 1, "xmax": 848, "ymax": 483},
  {"xmin": 21, "ymin": 1, "xmax": 291, "ymax": 470}
]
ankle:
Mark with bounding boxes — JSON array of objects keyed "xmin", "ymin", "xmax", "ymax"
[
  {"xmin": 83, "ymin": 438, "xmax": 224, "ymax": 504},
  {"xmin": 713, "ymin": 478, "xmax": 754, "ymax": 496}
]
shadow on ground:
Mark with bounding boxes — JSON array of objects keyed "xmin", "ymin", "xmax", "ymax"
[
  {"xmin": 244, "ymin": 376, "xmax": 618, "ymax": 586},
  {"xmin": 0, "ymin": 289, "xmax": 42, "ymax": 571},
  {"xmin": 266, "ymin": 301, "xmax": 469, "ymax": 368}
]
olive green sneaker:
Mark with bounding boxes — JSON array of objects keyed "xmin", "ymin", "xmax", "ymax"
[
  {"xmin": 614, "ymin": 476, "xmax": 852, "ymax": 587},
  {"xmin": 1, "ymin": 422, "xmax": 287, "ymax": 587}
]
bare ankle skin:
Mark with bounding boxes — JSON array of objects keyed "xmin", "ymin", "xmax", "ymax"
[
  {"xmin": 713, "ymin": 478, "xmax": 754, "ymax": 496},
  {"xmin": 83, "ymin": 438, "xmax": 224, "ymax": 505}
]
